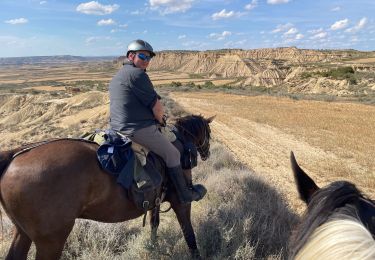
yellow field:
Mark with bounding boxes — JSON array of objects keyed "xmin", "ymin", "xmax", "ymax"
[
  {"xmin": 0, "ymin": 64, "xmax": 235, "ymax": 89},
  {"xmin": 170, "ymin": 92, "xmax": 375, "ymax": 209},
  {"xmin": 25, "ymin": 86, "xmax": 66, "ymax": 91},
  {"xmin": 347, "ymin": 57, "xmax": 375, "ymax": 63}
]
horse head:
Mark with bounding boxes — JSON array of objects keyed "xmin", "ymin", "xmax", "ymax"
[
  {"xmin": 289, "ymin": 152, "xmax": 375, "ymax": 259},
  {"xmin": 175, "ymin": 114, "xmax": 214, "ymax": 161}
]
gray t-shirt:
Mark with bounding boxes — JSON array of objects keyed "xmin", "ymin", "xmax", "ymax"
[{"xmin": 109, "ymin": 61, "xmax": 158, "ymax": 134}]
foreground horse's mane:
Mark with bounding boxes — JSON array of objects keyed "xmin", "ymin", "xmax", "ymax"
[
  {"xmin": 175, "ymin": 114, "xmax": 211, "ymax": 139},
  {"xmin": 295, "ymin": 216, "xmax": 375, "ymax": 259},
  {"xmin": 290, "ymin": 181, "xmax": 369, "ymax": 257}
]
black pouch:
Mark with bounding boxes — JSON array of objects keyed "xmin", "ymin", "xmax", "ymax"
[{"xmin": 181, "ymin": 142, "xmax": 198, "ymax": 169}]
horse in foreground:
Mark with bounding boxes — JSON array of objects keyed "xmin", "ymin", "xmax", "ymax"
[
  {"xmin": 0, "ymin": 114, "xmax": 213, "ymax": 260},
  {"xmin": 289, "ymin": 152, "xmax": 375, "ymax": 260}
]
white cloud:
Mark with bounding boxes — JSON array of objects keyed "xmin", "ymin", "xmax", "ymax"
[
  {"xmin": 97, "ymin": 19, "xmax": 116, "ymax": 26},
  {"xmin": 178, "ymin": 34, "xmax": 187, "ymax": 39},
  {"xmin": 271, "ymin": 23, "xmax": 293, "ymax": 33},
  {"xmin": 212, "ymin": 9, "xmax": 237, "ymax": 20},
  {"xmin": 149, "ymin": 0, "xmax": 194, "ymax": 14},
  {"xmin": 295, "ymin": 33, "xmax": 304, "ymax": 40},
  {"xmin": 267, "ymin": 0, "xmax": 291, "ymax": 4},
  {"xmin": 0, "ymin": 36, "xmax": 22, "ymax": 46},
  {"xmin": 131, "ymin": 10, "xmax": 140, "ymax": 15},
  {"xmin": 310, "ymin": 32, "xmax": 327, "ymax": 39},
  {"xmin": 331, "ymin": 6, "xmax": 340, "ymax": 12},
  {"xmin": 5, "ymin": 18, "xmax": 28, "ymax": 25},
  {"xmin": 330, "ymin": 18, "xmax": 349, "ymax": 30},
  {"xmin": 85, "ymin": 36, "xmax": 111, "ymax": 45},
  {"xmin": 40, "ymin": 1, "xmax": 47, "ymax": 4},
  {"xmin": 224, "ymin": 39, "xmax": 247, "ymax": 48},
  {"xmin": 351, "ymin": 36, "xmax": 359, "ymax": 42},
  {"xmin": 181, "ymin": 40, "xmax": 208, "ymax": 50},
  {"xmin": 118, "ymin": 24, "xmax": 128, "ymax": 28},
  {"xmin": 346, "ymin": 17, "xmax": 368, "ymax": 33},
  {"xmin": 284, "ymin": 27, "xmax": 298, "ymax": 35},
  {"xmin": 308, "ymin": 28, "xmax": 323, "ymax": 34},
  {"xmin": 76, "ymin": 1, "xmax": 119, "ymax": 15},
  {"xmin": 209, "ymin": 31, "xmax": 232, "ymax": 40},
  {"xmin": 245, "ymin": 0, "xmax": 258, "ymax": 10}
]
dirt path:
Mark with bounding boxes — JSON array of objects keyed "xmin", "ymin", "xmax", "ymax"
[{"xmin": 170, "ymin": 92, "xmax": 375, "ymax": 210}]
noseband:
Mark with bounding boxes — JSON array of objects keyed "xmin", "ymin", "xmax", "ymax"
[{"xmin": 178, "ymin": 125, "xmax": 210, "ymax": 161}]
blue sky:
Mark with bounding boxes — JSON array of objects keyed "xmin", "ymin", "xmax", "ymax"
[{"xmin": 1, "ymin": 0, "xmax": 374, "ymax": 57}]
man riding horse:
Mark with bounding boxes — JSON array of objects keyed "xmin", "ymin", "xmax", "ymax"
[{"xmin": 108, "ymin": 39, "xmax": 206, "ymax": 204}]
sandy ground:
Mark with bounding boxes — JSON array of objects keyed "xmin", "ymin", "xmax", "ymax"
[{"xmin": 170, "ymin": 92, "xmax": 375, "ymax": 210}]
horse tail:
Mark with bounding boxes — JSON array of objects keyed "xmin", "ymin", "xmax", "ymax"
[
  {"xmin": 0, "ymin": 141, "xmax": 51, "ymax": 177},
  {"xmin": 0, "ymin": 149, "xmax": 18, "ymax": 176}
]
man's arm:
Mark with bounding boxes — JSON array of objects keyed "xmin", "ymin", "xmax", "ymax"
[{"xmin": 152, "ymin": 98, "xmax": 164, "ymax": 124}]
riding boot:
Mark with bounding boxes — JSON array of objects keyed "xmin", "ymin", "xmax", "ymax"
[{"xmin": 167, "ymin": 166, "xmax": 207, "ymax": 204}]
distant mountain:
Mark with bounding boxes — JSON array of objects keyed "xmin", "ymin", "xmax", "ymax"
[{"xmin": 0, "ymin": 55, "xmax": 116, "ymax": 65}]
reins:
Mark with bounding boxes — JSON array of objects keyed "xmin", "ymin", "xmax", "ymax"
[{"xmin": 175, "ymin": 124, "xmax": 210, "ymax": 158}]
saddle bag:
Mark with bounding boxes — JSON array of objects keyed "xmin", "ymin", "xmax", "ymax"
[{"xmin": 129, "ymin": 157, "xmax": 162, "ymax": 211}]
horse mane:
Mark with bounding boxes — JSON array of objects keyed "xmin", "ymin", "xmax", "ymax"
[
  {"xmin": 289, "ymin": 181, "xmax": 370, "ymax": 258},
  {"xmin": 295, "ymin": 216, "xmax": 375, "ymax": 260},
  {"xmin": 174, "ymin": 114, "xmax": 211, "ymax": 140}
]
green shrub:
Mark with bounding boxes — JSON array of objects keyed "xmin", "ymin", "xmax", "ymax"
[
  {"xmin": 309, "ymin": 66, "xmax": 357, "ymax": 85},
  {"xmin": 301, "ymin": 72, "xmax": 312, "ymax": 79},
  {"xmin": 170, "ymin": 81, "xmax": 182, "ymax": 87},
  {"xmin": 203, "ymin": 81, "xmax": 215, "ymax": 88},
  {"xmin": 185, "ymin": 82, "xmax": 196, "ymax": 88}
]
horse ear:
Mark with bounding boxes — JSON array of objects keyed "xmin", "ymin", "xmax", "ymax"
[
  {"xmin": 206, "ymin": 115, "xmax": 216, "ymax": 123},
  {"xmin": 290, "ymin": 151, "xmax": 319, "ymax": 204}
]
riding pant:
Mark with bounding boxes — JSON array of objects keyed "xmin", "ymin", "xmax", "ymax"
[{"xmin": 125, "ymin": 124, "xmax": 180, "ymax": 168}]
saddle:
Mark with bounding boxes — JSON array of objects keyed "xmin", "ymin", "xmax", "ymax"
[
  {"xmin": 80, "ymin": 129, "xmax": 171, "ymax": 213},
  {"xmin": 81, "ymin": 126, "xmax": 199, "ymax": 214}
]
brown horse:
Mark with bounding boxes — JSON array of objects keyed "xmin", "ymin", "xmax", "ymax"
[{"xmin": 0, "ymin": 114, "xmax": 213, "ymax": 260}]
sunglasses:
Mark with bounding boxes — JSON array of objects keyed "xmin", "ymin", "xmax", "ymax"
[{"xmin": 137, "ymin": 53, "xmax": 152, "ymax": 62}]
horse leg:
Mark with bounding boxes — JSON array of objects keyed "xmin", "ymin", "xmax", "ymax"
[
  {"xmin": 172, "ymin": 200, "xmax": 201, "ymax": 259},
  {"xmin": 149, "ymin": 206, "xmax": 160, "ymax": 245},
  {"xmin": 34, "ymin": 223, "xmax": 74, "ymax": 260},
  {"xmin": 5, "ymin": 226, "xmax": 32, "ymax": 260}
]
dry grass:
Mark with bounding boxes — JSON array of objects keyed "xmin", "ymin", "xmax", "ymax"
[
  {"xmin": 25, "ymin": 86, "xmax": 66, "ymax": 91},
  {"xmin": 170, "ymin": 92, "xmax": 375, "ymax": 210},
  {"xmin": 346, "ymin": 57, "xmax": 375, "ymax": 64}
]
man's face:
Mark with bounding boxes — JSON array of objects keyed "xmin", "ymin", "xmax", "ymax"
[{"xmin": 129, "ymin": 50, "xmax": 152, "ymax": 70}]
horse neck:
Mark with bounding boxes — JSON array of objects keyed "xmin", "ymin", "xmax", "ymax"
[{"xmin": 289, "ymin": 183, "xmax": 363, "ymax": 258}]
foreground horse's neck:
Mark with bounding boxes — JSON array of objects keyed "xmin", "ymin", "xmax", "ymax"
[{"xmin": 290, "ymin": 181, "xmax": 369, "ymax": 258}]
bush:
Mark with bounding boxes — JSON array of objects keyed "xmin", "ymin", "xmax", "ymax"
[
  {"xmin": 202, "ymin": 81, "xmax": 215, "ymax": 88},
  {"xmin": 309, "ymin": 66, "xmax": 357, "ymax": 85},
  {"xmin": 170, "ymin": 81, "xmax": 182, "ymax": 87},
  {"xmin": 301, "ymin": 72, "xmax": 312, "ymax": 79}
]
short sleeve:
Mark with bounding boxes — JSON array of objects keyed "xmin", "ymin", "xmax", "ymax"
[{"xmin": 129, "ymin": 69, "xmax": 157, "ymax": 109}]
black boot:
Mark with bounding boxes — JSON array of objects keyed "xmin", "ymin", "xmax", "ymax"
[{"xmin": 167, "ymin": 166, "xmax": 207, "ymax": 204}]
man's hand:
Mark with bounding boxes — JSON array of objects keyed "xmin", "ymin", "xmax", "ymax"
[
  {"xmin": 152, "ymin": 98, "xmax": 165, "ymax": 124},
  {"xmin": 160, "ymin": 114, "xmax": 168, "ymax": 127}
]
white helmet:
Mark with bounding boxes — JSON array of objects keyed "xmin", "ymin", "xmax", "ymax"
[{"xmin": 126, "ymin": 39, "xmax": 155, "ymax": 57}]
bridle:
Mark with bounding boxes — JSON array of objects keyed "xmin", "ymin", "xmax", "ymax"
[{"xmin": 177, "ymin": 124, "xmax": 210, "ymax": 161}]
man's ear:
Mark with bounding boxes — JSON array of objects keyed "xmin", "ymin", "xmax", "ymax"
[{"xmin": 128, "ymin": 52, "xmax": 135, "ymax": 61}]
